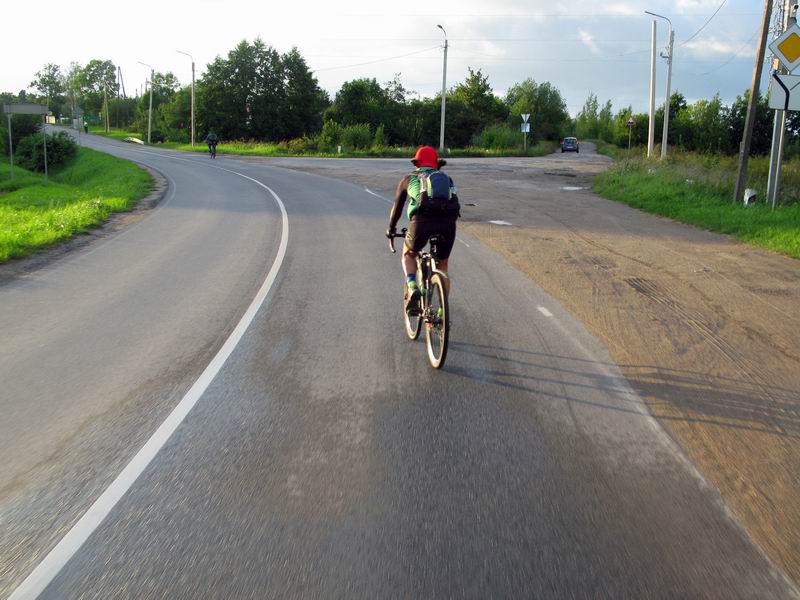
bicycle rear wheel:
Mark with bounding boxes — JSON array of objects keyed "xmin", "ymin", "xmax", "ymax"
[{"xmin": 425, "ymin": 273, "xmax": 449, "ymax": 368}]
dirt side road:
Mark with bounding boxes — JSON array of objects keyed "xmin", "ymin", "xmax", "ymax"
[{"xmin": 245, "ymin": 146, "xmax": 800, "ymax": 585}]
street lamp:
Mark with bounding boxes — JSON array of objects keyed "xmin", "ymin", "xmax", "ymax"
[
  {"xmin": 645, "ymin": 11, "xmax": 674, "ymax": 159},
  {"xmin": 138, "ymin": 61, "xmax": 154, "ymax": 144},
  {"xmin": 437, "ymin": 24, "xmax": 448, "ymax": 152},
  {"xmin": 177, "ymin": 50, "xmax": 195, "ymax": 148}
]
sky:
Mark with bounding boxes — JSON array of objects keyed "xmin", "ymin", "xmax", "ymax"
[{"xmin": 1, "ymin": 0, "xmax": 766, "ymax": 116}]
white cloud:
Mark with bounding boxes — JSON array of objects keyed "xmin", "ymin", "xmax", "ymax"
[
  {"xmin": 682, "ymin": 37, "xmax": 754, "ymax": 57},
  {"xmin": 579, "ymin": 30, "xmax": 602, "ymax": 55}
]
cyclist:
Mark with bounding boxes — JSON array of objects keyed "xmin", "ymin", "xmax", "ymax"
[
  {"xmin": 386, "ymin": 146, "xmax": 460, "ymax": 314},
  {"xmin": 205, "ymin": 131, "xmax": 219, "ymax": 156}
]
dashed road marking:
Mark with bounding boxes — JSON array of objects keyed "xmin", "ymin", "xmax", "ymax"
[
  {"xmin": 365, "ymin": 188, "xmax": 391, "ymax": 203},
  {"xmin": 537, "ymin": 306, "xmax": 554, "ymax": 317}
]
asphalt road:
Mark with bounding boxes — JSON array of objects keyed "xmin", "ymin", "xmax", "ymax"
[{"xmin": 1, "ymin": 136, "xmax": 796, "ymax": 599}]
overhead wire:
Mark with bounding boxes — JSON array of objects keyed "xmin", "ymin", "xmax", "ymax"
[
  {"xmin": 311, "ymin": 45, "xmax": 440, "ymax": 73},
  {"xmin": 688, "ymin": 28, "xmax": 760, "ymax": 75},
  {"xmin": 678, "ymin": 0, "xmax": 728, "ymax": 46}
]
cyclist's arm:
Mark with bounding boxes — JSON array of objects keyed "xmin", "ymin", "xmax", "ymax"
[{"xmin": 388, "ymin": 176, "xmax": 410, "ymax": 230}]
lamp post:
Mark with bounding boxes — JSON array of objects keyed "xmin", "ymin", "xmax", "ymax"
[
  {"xmin": 177, "ymin": 50, "xmax": 195, "ymax": 148},
  {"xmin": 645, "ymin": 11, "xmax": 674, "ymax": 159},
  {"xmin": 138, "ymin": 61, "xmax": 154, "ymax": 144},
  {"xmin": 437, "ymin": 24, "xmax": 448, "ymax": 152}
]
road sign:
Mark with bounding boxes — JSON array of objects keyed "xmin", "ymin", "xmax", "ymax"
[
  {"xmin": 520, "ymin": 123, "xmax": 530, "ymax": 133},
  {"xmin": 627, "ymin": 117, "xmax": 636, "ymax": 127},
  {"xmin": 769, "ymin": 23, "xmax": 800, "ymax": 72},
  {"xmin": 2, "ymin": 103, "xmax": 48, "ymax": 115},
  {"xmin": 769, "ymin": 73, "xmax": 800, "ymax": 111},
  {"xmin": 521, "ymin": 113, "xmax": 530, "ymax": 123}
]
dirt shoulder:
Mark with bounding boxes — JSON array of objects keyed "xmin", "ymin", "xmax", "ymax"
[{"xmin": 261, "ymin": 145, "xmax": 800, "ymax": 585}]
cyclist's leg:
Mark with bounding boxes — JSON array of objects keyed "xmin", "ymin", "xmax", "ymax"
[
  {"xmin": 432, "ymin": 218, "xmax": 457, "ymax": 294},
  {"xmin": 403, "ymin": 220, "xmax": 430, "ymax": 312}
]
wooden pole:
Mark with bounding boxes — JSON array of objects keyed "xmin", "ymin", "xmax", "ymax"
[{"xmin": 733, "ymin": 0, "xmax": 773, "ymax": 203}]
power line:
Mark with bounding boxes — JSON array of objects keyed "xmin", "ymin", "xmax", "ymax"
[
  {"xmin": 311, "ymin": 45, "xmax": 440, "ymax": 73},
  {"xmin": 688, "ymin": 28, "xmax": 759, "ymax": 75},
  {"xmin": 679, "ymin": 0, "xmax": 728, "ymax": 46}
]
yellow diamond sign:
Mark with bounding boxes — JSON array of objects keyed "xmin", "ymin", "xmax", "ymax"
[
  {"xmin": 770, "ymin": 24, "xmax": 800, "ymax": 72},
  {"xmin": 778, "ymin": 33, "xmax": 800, "ymax": 63}
]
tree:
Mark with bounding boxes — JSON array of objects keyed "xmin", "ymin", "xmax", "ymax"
[
  {"xmin": 575, "ymin": 92, "xmax": 600, "ymax": 139},
  {"xmin": 451, "ymin": 67, "xmax": 507, "ymax": 128},
  {"xmin": 197, "ymin": 38, "xmax": 287, "ymax": 140},
  {"xmin": 726, "ymin": 90, "xmax": 771, "ymax": 155},
  {"xmin": 75, "ymin": 59, "xmax": 118, "ymax": 116},
  {"xmin": 30, "ymin": 63, "xmax": 66, "ymax": 114},
  {"xmin": 325, "ymin": 78, "xmax": 390, "ymax": 130},
  {"xmin": 504, "ymin": 79, "xmax": 570, "ymax": 141},
  {"xmin": 281, "ymin": 47, "xmax": 328, "ymax": 138}
]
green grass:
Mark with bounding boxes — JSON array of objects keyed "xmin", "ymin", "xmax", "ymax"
[
  {"xmin": 594, "ymin": 154, "xmax": 800, "ymax": 259},
  {"xmin": 90, "ymin": 127, "xmax": 556, "ymax": 158},
  {"xmin": 0, "ymin": 147, "xmax": 153, "ymax": 261}
]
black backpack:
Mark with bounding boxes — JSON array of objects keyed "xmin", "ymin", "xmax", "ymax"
[{"xmin": 415, "ymin": 170, "xmax": 460, "ymax": 217}]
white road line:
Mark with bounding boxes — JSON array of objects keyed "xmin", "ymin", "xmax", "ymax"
[
  {"xmin": 537, "ymin": 306, "xmax": 554, "ymax": 317},
  {"xmin": 8, "ymin": 167, "xmax": 289, "ymax": 600},
  {"xmin": 457, "ymin": 238, "xmax": 471, "ymax": 248},
  {"xmin": 365, "ymin": 187, "xmax": 391, "ymax": 203}
]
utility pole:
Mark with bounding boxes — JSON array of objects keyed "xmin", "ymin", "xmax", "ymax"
[
  {"xmin": 662, "ymin": 28, "xmax": 675, "ymax": 158},
  {"xmin": 139, "ymin": 62, "xmax": 154, "ymax": 144},
  {"xmin": 437, "ymin": 24, "xmax": 448, "ymax": 152},
  {"xmin": 767, "ymin": 0, "xmax": 795, "ymax": 206},
  {"xmin": 7, "ymin": 114, "xmax": 13, "ymax": 180},
  {"xmin": 647, "ymin": 20, "xmax": 657, "ymax": 157},
  {"xmin": 645, "ymin": 11, "xmax": 674, "ymax": 159},
  {"xmin": 734, "ymin": 0, "xmax": 774, "ymax": 203},
  {"xmin": 177, "ymin": 51, "xmax": 195, "ymax": 148},
  {"xmin": 103, "ymin": 82, "xmax": 110, "ymax": 133}
]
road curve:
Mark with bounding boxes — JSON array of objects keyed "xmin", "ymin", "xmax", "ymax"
[{"xmin": 1, "ymin": 135, "xmax": 796, "ymax": 599}]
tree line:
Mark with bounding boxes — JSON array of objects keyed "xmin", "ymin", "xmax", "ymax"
[
  {"xmin": 573, "ymin": 90, "xmax": 782, "ymax": 156},
  {"xmin": 10, "ymin": 39, "xmax": 571, "ymax": 150},
  {"xmin": 5, "ymin": 38, "xmax": 787, "ymax": 155}
]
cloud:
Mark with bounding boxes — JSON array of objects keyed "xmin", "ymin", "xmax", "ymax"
[
  {"xmin": 682, "ymin": 37, "xmax": 754, "ymax": 58},
  {"xmin": 604, "ymin": 2, "xmax": 640, "ymax": 15},
  {"xmin": 579, "ymin": 30, "xmax": 602, "ymax": 55}
]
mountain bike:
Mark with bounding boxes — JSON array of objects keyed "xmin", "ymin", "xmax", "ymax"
[{"xmin": 389, "ymin": 228, "xmax": 450, "ymax": 369}]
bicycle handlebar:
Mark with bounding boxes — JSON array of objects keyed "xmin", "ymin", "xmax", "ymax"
[{"xmin": 387, "ymin": 228, "xmax": 407, "ymax": 254}]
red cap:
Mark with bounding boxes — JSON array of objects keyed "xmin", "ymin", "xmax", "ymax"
[{"xmin": 411, "ymin": 146, "xmax": 439, "ymax": 169}]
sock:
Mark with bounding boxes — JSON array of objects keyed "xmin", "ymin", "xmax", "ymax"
[{"xmin": 406, "ymin": 274, "xmax": 417, "ymax": 288}]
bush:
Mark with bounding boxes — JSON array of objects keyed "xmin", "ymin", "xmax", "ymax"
[
  {"xmin": 319, "ymin": 120, "xmax": 343, "ymax": 149},
  {"xmin": 373, "ymin": 124, "xmax": 387, "ymax": 148},
  {"xmin": 7, "ymin": 114, "xmax": 42, "ymax": 148},
  {"xmin": 340, "ymin": 123, "xmax": 372, "ymax": 149},
  {"xmin": 471, "ymin": 124, "xmax": 520, "ymax": 149},
  {"xmin": 287, "ymin": 136, "xmax": 318, "ymax": 154},
  {"xmin": 15, "ymin": 131, "xmax": 77, "ymax": 172}
]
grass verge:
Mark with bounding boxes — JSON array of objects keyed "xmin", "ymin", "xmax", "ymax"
[
  {"xmin": 90, "ymin": 127, "xmax": 556, "ymax": 158},
  {"xmin": 0, "ymin": 147, "xmax": 153, "ymax": 262},
  {"xmin": 594, "ymin": 154, "xmax": 800, "ymax": 259}
]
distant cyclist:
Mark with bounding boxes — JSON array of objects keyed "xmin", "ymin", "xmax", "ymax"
[
  {"xmin": 205, "ymin": 131, "xmax": 219, "ymax": 158},
  {"xmin": 386, "ymin": 146, "xmax": 460, "ymax": 314}
]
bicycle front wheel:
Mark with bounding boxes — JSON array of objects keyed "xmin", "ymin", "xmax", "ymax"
[{"xmin": 425, "ymin": 273, "xmax": 449, "ymax": 368}]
